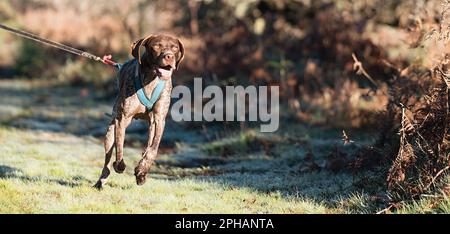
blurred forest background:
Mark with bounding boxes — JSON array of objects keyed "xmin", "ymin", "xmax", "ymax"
[
  {"xmin": 0, "ymin": 0, "xmax": 449, "ymax": 213},
  {"xmin": 0, "ymin": 0, "xmax": 448, "ymax": 126}
]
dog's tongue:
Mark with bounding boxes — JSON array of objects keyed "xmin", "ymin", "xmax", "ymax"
[{"xmin": 158, "ymin": 68, "xmax": 173, "ymax": 78}]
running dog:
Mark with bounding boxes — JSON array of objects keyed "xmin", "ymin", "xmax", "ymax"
[{"xmin": 94, "ymin": 35, "xmax": 184, "ymax": 189}]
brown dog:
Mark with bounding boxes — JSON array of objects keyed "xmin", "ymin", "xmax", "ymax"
[{"xmin": 94, "ymin": 35, "xmax": 184, "ymax": 189}]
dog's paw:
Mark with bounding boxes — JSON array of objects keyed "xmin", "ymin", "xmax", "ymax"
[
  {"xmin": 135, "ymin": 173, "xmax": 147, "ymax": 186},
  {"xmin": 134, "ymin": 167, "xmax": 147, "ymax": 186},
  {"xmin": 113, "ymin": 160, "xmax": 126, "ymax": 174},
  {"xmin": 93, "ymin": 181, "xmax": 104, "ymax": 190}
]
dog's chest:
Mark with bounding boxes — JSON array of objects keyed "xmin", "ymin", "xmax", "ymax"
[
  {"xmin": 142, "ymin": 75, "xmax": 171, "ymax": 98},
  {"xmin": 141, "ymin": 76, "xmax": 159, "ymax": 94},
  {"xmin": 118, "ymin": 62, "xmax": 172, "ymax": 116}
]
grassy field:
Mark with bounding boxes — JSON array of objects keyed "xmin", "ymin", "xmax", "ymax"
[{"xmin": 0, "ymin": 79, "xmax": 449, "ymax": 214}]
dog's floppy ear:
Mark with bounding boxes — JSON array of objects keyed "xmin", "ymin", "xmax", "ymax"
[
  {"xmin": 131, "ymin": 35, "xmax": 156, "ymax": 64},
  {"xmin": 176, "ymin": 39, "xmax": 185, "ymax": 70}
]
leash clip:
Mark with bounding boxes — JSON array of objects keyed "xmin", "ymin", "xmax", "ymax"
[{"xmin": 102, "ymin": 55, "xmax": 118, "ymax": 66}]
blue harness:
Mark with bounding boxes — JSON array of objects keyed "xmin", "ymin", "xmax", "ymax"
[{"xmin": 115, "ymin": 60, "xmax": 166, "ymax": 111}]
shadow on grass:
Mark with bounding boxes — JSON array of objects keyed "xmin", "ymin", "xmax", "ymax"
[
  {"xmin": 144, "ymin": 127, "xmax": 388, "ymax": 213},
  {"xmin": 0, "ymin": 82, "xmax": 113, "ymax": 136},
  {"xmin": 0, "ymin": 165, "xmax": 91, "ymax": 188}
]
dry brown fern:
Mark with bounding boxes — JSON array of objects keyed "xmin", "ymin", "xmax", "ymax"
[{"xmin": 386, "ymin": 66, "xmax": 450, "ymax": 199}]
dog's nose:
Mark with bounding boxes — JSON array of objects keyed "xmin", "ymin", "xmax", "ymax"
[{"xmin": 164, "ymin": 53, "xmax": 174, "ymax": 60}]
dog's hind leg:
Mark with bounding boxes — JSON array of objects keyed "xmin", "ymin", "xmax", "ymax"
[
  {"xmin": 112, "ymin": 115, "xmax": 132, "ymax": 174},
  {"xmin": 94, "ymin": 122, "xmax": 116, "ymax": 189}
]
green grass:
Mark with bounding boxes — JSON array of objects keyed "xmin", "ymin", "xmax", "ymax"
[
  {"xmin": 0, "ymin": 127, "xmax": 331, "ymax": 214},
  {"xmin": 0, "ymin": 79, "xmax": 449, "ymax": 214}
]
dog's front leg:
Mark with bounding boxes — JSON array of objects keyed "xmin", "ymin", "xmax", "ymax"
[
  {"xmin": 112, "ymin": 115, "xmax": 132, "ymax": 174},
  {"xmin": 135, "ymin": 115, "xmax": 166, "ymax": 185}
]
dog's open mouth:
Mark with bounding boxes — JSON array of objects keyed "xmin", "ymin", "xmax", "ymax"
[
  {"xmin": 157, "ymin": 65, "xmax": 174, "ymax": 77},
  {"xmin": 159, "ymin": 65, "xmax": 174, "ymax": 70}
]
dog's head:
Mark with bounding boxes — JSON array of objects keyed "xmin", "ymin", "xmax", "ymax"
[{"xmin": 131, "ymin": 35, "xmax": 184, "ymax": 72}]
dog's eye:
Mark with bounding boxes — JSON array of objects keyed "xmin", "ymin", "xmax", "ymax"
[
  {"xmin": 153, "ymin": 44, "xmax": 161, "ymax": 50},
  {"xmin": 171, "ymin": 46, "xmax": 179, "ymax": 52}
]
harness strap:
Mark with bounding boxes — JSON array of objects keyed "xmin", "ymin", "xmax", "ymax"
[
  {"xmin": 114, "ymin": 60, "xmax": 167, "ymax": 111},
  {"xmin": 133, "ymin": 62, "xmax": 167, "ymax": 111},
  {"xmin": 114, "ymin": 63, "xmax": 124, "ymax": 70}
]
